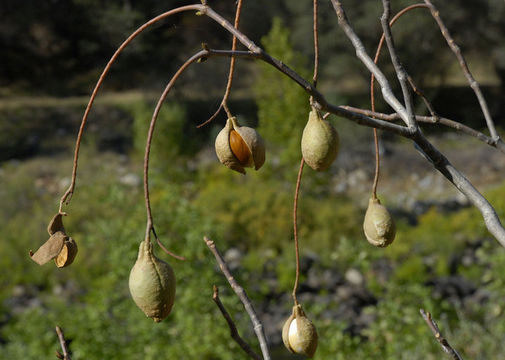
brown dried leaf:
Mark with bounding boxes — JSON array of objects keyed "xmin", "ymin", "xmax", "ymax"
[{"xmin": 30, "ymin": 231, "xmax": 67, "ymax": 265}]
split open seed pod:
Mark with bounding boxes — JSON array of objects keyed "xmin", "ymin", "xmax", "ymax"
[
  {"xmin": 30, "ymin": 213, "xmax": 78, "ymax": 267},
  {"xmin": 301, "ymin": 108, "xmax": 339, "ymax": 171},
  {"xmin": 129, "ymin": 239, "xmax": 176, "ymax": 322},
  {"xmin": 215, "ymin": 117, "xmax": 265, "ymax": 174},
  {"xmin": 363, "ymin": 197, "xmax": 396, "ymax": 247},
  {"xmin": 282, "ymin": 304, "xmax": 318, "ymax": 358}
]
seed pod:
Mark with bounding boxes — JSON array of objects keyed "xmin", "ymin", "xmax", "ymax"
[
  {"xmin": 129, "ymin": 240, "xmax": 176, "ymax": 322},
  {"xmin": 215, "ymin": 117, "xmax": 265, "ymax": 174},
  {"xmin": 30, "ymin": 213, "xmax": 78, "ymax": 267},
  {"xmin": 301, "ymin": 109, "xmax": 339, "ymax": 171},
  {"xmin": 282, "ymin": 304, "xmax": 318, "ymax": 358},
  {"xmin": 363, "ymin": 197, "xmax": 396, "ymax": 247}
]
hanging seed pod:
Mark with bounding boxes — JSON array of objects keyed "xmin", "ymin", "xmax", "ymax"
[
  {"xmin": 282, "ymin": 304, "xmax": 318, "ymax": 358},
  {"xmin": 215, "ymin": 117, "xmax": 265, "ymax": 174},
  {"xmin": 30, "ymin": 213, "xmax": 78, "ymax": 267},
  {"xmin": 129, "ymin": 240, "xmax": 176, "ymax": 322},
  {"xmin": 363, "ymin": 197, "xmax": 396, "ymax": 247},
  {"xmin": 301, "ymin": 109, "xmax": 339, "ymax": 171}
]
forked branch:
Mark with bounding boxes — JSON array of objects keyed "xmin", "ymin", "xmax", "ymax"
[
  {"xmin": 420, "ymin": 309, "xmax": 463, "ymax": 360},
  {"xmin": 204, "ymin": 236, "xmax": 271, "ymax": 360}
]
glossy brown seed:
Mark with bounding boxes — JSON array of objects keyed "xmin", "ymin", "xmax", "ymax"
[{"xmin": 229, "ymin": 129, "xmax": 252, "ymax": 166}]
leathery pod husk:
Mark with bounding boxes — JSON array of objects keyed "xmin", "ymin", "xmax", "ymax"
[
  {"xmin": 363, "ymin": 197, "xmax": 396, "ymax": 247},
  {"xmin": 282, "ymin": 304, "xmax": 318, "ymax": 358},
  {"xmin": 129, "ymin": 240, "xmax": 176, "ymax": 322},
  {"xmin": 301, "ymin": 109, "xmax": 339, "ymax": 171},
  {"xmin": 30, "ymin": 213, "xmax": 78, "ymax": 267},
  {"xmin": 215, "ymin": 117, "xmax": 265, "ymax": 174}
]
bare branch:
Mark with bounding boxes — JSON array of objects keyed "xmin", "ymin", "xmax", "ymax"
[
  {"xmin": 212, "ymin": 285, "xmax": 262, "ymax": 360},
  {"xmin": 55, "ymin": 326, "xmax": 71, "ymax": 360},
  {"xmin": 340, "ymin": 106, "xmax": 505, "ymax": 154},
  {"xmin": 202, "ymin": 49, "xmax": 412, "ymax": 136},
  {"xmin": 204, "ymin": 236, "xmax": 271, "ymax": 360},
  {"xmin": 420, "ymin": 309, "xmax": 463, "ymax": 360},
  {"xmin": 380, "ymin": 0, "xmax": 417, "ymax": 129},
  {"xmin": 423, "ymin": 0, "xmax": 499, "ymax": 141},
  {"xmin": 330, "ymin": 0, "xmax": 414, "ymax": 129},
  {"xmin": 413, "ymin": 134, "xmax": 505, "ymax": 247}
]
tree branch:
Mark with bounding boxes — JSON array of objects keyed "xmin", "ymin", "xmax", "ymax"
[
  {"xmin": 340, "ymin": 106, "xmax": 505, "ymax": 154},
  {"xmin": 330, "ymin": 0, "xmax": 414, "ymax": 129},
  {"xmin": 204, "ymin": 236, "xmax": 271, "ymax": 360},
  {"xmin": 55, "ymin": 326, "xmax": 71, "ymax": 360},
  {"xmin": 420, "ymin": 309, "xmax": 463, "ymax": 360},
  {"xmin": 380, "ymin": 0, "xmax": 417, "ymax": 129},
  {"xmin": 423, "ymin": 0, "xmax": 499, "ymax": 141},
  {"xmin": 212, "ymin": 285, "xmax": 262, "ymax": 360}
]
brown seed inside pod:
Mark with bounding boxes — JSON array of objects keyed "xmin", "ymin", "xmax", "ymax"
[
  {"xmin": 54, "ymin": 237, "xmax": 78, "ymax": 268},
  {"xmin": 229, "ymin": 129, "xmax": 252, "ymax": 166}
]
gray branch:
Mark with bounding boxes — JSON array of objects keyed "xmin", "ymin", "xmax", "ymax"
[
  {"xmin": 204, "ymin": 236, "xmax": 271, "ymax": 360},
  {"xmin": 380, "ymin": 0, "xmax": 417, "ymax": 129}
]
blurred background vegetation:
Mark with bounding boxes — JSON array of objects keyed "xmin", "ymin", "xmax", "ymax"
[{"xmin": 1, "ymin": 0, "xmax": 505, "ymax": 359}]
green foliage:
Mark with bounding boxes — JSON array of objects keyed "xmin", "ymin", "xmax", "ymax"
[{"xmin": 129, "ymin": 99, "xmax": 186, "ymax": 170}]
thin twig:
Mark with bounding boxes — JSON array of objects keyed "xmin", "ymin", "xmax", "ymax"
[
  {"xmin": 420, "ymin": 309, "xmax": 463, "ymax": 360},
  {"xmin": 292, "ymin": 158, "xmax": 305, "ymax": 304},
  {"xmin": 58, "ymin": 4, "xmax": 205, "ymax": 213},
  {"xmin": 204, "ymin": 236, "xmax": 271, "ymax": 360},
  {"xmin": 380, "ymin": 0, "xmax": 417, "ymax": 129},
  {"xmin": 212, "ymin": 285, "xmax": 262, "ymax": 360},
  {"xmin": 423, "ymin": 0, "xmax": 499, "ymax": 141},
  {"xmin": 197, "ymin": 0, "xmax": 244, "ymax": 127},
  {"xmin": 312, "ymin": 0, "xmax": 320, "ymax": 87},
  {"xmin": 55, "ymin": 326, "xmax": 71, "ymax": 360}
]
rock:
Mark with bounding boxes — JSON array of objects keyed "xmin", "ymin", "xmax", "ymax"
[
  {"xmin": 119, "ymin": 173, "xmax": 141, "ymax": 187},
  {"xmin": 345, "ymin": 268, "xmax": 364, "ymax": 286},
  {"xmin": 223, "ymin": 247, "xmax": 243, "ymax": 272}
]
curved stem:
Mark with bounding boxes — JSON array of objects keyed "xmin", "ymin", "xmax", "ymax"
[
  {"xmin": 371, "ymin": 129, "xmax": 380, "ymax": 200},
  {"xmin": 144, "ymin": 51, "xmax": 208, "ymax": 258},
  {"xmin": 312, "ymin": 0, "xmax": 320, "ymax": 87},
  {"xmin": 292, "ymin": 158, "xmax": 305, "ymax": 305},
  {"xmin": 58, "ymin": 4, "xmax": 204, "ymax": 213},
  {"xmin": 197, "ymin": 0, "xmax": 244, "ymax": 127},
  {"xmin": 370, "ymin": 3, "xmax": 429, "ymax": 200}
]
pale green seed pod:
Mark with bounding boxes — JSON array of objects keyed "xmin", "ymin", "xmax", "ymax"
[
  {"xmin": 301, "ymin": 109, "xmax": 339, "ymax": 171},
  {"xmin": 215, "ymin": 117, "xmax": 265, "ymax": 174},
  {"xmin": 363, "ymin": 197, "xmax": 396, "ymax": 247},
  {"xmin": 129, "ymin": 240, "xmax": 176, "ymax": 322},
  {"xmin": 282, "ymin": 304, "xmax": 318, "ymax": 358}
]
